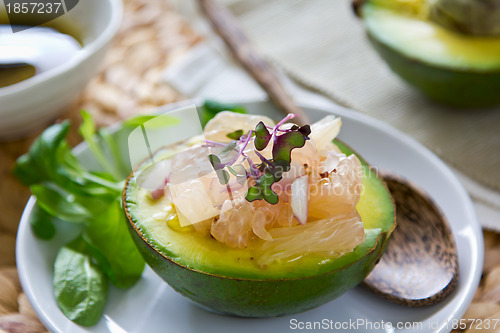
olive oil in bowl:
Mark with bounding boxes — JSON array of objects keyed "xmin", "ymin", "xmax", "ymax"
[{"xmin": 0, "ymin": 23, "xmax": 82, "ymax": 88}]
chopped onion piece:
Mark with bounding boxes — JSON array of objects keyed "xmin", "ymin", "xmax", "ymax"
[
  {"xmin": 151, "ymin": 185, "xmax": 165, "ymax": 200},
  {"xmin": 137, "ymin": 158, "xmax": 172, "ymax": 190},
  {"xmin": 290, "ymin": 176, "xmax": 309, "ymax": 225}
]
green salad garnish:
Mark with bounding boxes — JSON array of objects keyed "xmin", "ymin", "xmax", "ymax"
[{"xmin": 14, "ymin": 101, "xmax": 246, "ymax": 326}]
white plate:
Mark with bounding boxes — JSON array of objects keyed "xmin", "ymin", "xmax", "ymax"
[{"xmin": 17, "ymin": 99, "xmax": 483, "ymax": 333}]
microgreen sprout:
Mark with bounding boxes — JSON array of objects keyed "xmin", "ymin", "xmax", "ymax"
[{"xmin": 206, "ymin": 114, "xmax": 311, "ymax": 204}]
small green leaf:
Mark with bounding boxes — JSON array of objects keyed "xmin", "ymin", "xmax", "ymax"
[
  {"xmin": 262, "ymin": 189, "xmax": 279, "ymax": 204},
  {"xmin": 257, "ymin": 172, "xmax": 275, "ymax": 187},
  {"xmin": 13, "ymin": 121, "xmax": 71, "ymax": 186},
  {"xmin": 254, "ymin": 122, "xmax": 271, "ymax": 151},
  {"xmin": 246, "ymin": 173, "xmax": 279, "ymax": 204},
  {"xmin": 199, "ymin": 100, "xmax": 247, "ymax": 127},
  {"xmin": 208, "ymin": 154, "xmax": 223, "ymax": 170},
  {"xmin": 226, "ymin": 129, "xmax": 244, "ymax": 140},
  {"xmin": 12, "ymin": 154, "xmax": 42, "ymax": 186},
  {"xmin": 227, "ymin": 164, "xmax": 246, "ymax": 176},
  {"xmin": 98, "ymin": 128, "xmax": 130, "ymax": 179},
  {"xmin": 80, "ymin": 111, "xmax": 118, "ymax": 178},
  {"xmin": 30, "ymin": 204, "xmax": 56, "ymax": 240},
  {"xmin": 215, "ymin": 169, "xmax": 230, "ymax": 185},
  {"xmin": 267, "ymin": 159, "xmax": 291, "ymax": 182},
  {"xmin": 228, "ymin": 165, "xmax": 247, "ymax": 185},
  {"xmin": 83, "ymin": 199, "xmax": 145, "ymax": 289},
  {"xmin": 245, "ymin": 186, "xmax": 264, "ymax": 202},
  {"xmin": 220, "ymin": 141, "xmax": 237, "ymax": 157},
  {"xmin": 227, "ymin": 165, "xmax": 238, "ymax": 176},
  {"xmin": 30, "ymin": 184, "xmax": 89, "ymax": 224},
  {"xmin": 272, "ymin": 131, "xmax": 307, "ymax": 164},
  {"xmin": 54, "ymin": 237, "xmax": 108, "ymax": 327}
]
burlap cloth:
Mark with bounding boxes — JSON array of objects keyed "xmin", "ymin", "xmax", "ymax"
[{"xmin": 0, "ymin": 0, "xmax": 498, "ymax": 331}]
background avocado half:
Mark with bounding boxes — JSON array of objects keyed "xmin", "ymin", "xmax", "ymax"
[
  {"xmin": 355, "ymin": 0, "xmax": 500, "ymax": 108},
  {"xmin": 123, "ymin": 140, "xmax": 396, "ymax": 317}
]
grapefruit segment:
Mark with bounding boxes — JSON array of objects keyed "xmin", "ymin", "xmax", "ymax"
[{"xmin": 256, "ymin": 212, "xmax": 365, "ymax": 265}]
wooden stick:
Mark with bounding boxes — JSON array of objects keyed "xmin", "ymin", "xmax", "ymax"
[{"xmin": 199, "ymin": 0, "xmax": 309, "ymax": 125}]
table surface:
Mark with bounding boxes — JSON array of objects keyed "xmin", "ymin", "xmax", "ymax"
[{"xmin": 0, "ymin": 0, "xmax": 498, "ymax": 331}]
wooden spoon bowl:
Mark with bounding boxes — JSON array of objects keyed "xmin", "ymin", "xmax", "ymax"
[{"xmin": 364, "ymin": 174, "xmax": 459, "ymax": 306}]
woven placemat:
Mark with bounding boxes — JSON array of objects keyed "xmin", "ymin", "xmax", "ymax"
[{"xmin": 0, "ymin": 0, "xmax": 497, "ymax": 331}]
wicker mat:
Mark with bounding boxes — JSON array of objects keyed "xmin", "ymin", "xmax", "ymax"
[{"xmin": 0, "ymin": 0, "xmax": 498, "ymax": 331}]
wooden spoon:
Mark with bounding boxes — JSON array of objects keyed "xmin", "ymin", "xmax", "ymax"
[
  {"xmin": 364, "ymin": 174, "xmax": 459, "ymax": 306},
  {"xmin": 199, "ymin": 0, "xmax": 459, "ymax": 306},
  {"xmin": 198, "ymin": 0, "xmax": 309, "ymax": 126}
]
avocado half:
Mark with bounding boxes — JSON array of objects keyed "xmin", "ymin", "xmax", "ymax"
[
  {"xmin": 123, "ymin": 140, "xmax": 396, "ymax": 317},
  {"xmin": 355, "ymin": 0, "xmax": 500, "ymax": 108}
]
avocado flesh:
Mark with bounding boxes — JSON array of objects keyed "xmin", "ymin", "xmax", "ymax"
[
  {"xmin": 361, "ymin": 0, "xmax": 500, "ymax": 107},
  {"xmin": 124, "ymin": 140, "xmax": 395, "ymax": 316}
]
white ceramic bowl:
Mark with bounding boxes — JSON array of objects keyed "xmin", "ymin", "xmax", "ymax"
[
  {"xmin": 16, "ymin": 99, "xmax": 482, "ymax": 333},
  {"xmin": 0, "ymin": 0, "xmax": 122, "ymax": 140}
]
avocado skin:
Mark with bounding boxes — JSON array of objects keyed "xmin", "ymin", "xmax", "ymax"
[
  {"xmin": 126, "ymin": 217, "xmax": 388, "ymax": 317},
  {"xmin": 367, "ymin": 34, "xmax": 500, "ymax": 108}
]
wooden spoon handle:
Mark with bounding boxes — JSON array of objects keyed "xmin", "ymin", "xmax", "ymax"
[{"xmin": 199, "ymin": 0, "xmax": 309, "ymax": 125}]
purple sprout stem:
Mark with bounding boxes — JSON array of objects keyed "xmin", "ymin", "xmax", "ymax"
[
  {"xmin": 265, "ymin": 125, "xmax": 287, "ymax": 133},
  {"xmin": 210, "ymin": 114, "xmax": 297, "ymax": 182},
  {"xmin": 254, "ymin": 150, "xmax": 273, "ymax": 166},
  {"xmin": 274, "ymin": 113, "xmax": 296, "ymax": 131},
  {"xmin": 272, "ymin": 113, "xmax": 296, "ymax": 144},
  {"xmin": 204, "ymin": 140, "xmax": 227, "ymax": 147},
  {"xmin": 222, "ymin": 129, "xmax": 254, "ymax": 167},
  {"xmin": 266, "ymin": 114, "xmax": 296, "ymax": 134},
  {"xmin": 242, "ymin": 152, "xmax": 260, "ymax": 178}
]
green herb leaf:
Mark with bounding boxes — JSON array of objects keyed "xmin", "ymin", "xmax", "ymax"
[
  {"xmin": 209, "ymin": 154, "xmax": 232, "ymax": 184},
  {"xmin": 13, "ymin": 121, "xmax": 70, "ymax": 186},
  {"xmin": 227, "ymin": 165, "xmax": 238, "ymax": 176},
  {"xmin": 257, "ymin": 172, "xmax": 275, "ymax": 187},
  {"xmin": 13, "ymin": 154, "xmax": 43, "ymax": 186},
  {"xmin": 227, "ymin": 164, "xmax": 246, "ymax": 177},
  {"xmin": 13, "ymin": 111, "xmax": 147, "ymax": 326},
  {"xmin": 199, "ymin": 100, "xmax": 247, "ymax": 127},
  {"xmin": 216, "ymin": 169, "xmax": 230, "ymax": 185},
  {"xmin": 30, "ymin": 184, "xmax": 89, "ymax": 224},
  {"xmin": 83, "ymin": 199, "xmax": 145, "ymax": 289},
  {"xmin": 262, "ymin": 190, "xmax": 279, "ymax": 204},
  {"xmin": 30, "ymin": 204, "xmax": 56, "ymax": 240},
  {"xmin": 245, "ymin": 186, "xmax": 264, "ymax": 202},
  {"xmin": 226, "ymin": 129, "xmax": 244, "ymax": 140},
  {"xmin": 254, "ymin": 122, "xmax": 271, "ymax": 151},
  {"xmin": 220, "ymin": 141, "xmax": 237, "ymax": 157},
  {"xmin": 54, "ymin": 237, "xmax": 108, "ymax": 327},
  {"xmin": 247, "ymin": 173, "xmax": 278, "ymax": 204},
  {"xmin": 227, "ymin": 165, "xmax": 247, "ymax": 185},
  {"xmin": 80, "ymin": 110, "xmax": 119, "ymax": 179},
  {"xmin": 208, "ymin": 154, "xmax": 223, "ymax": 170},
  {"xmin": 98, "ymin": 127, "xmax": 130, "ymax": 179},
  {"xmin": 272, "ymin": 131, "xmax": 307, "ymax": 165},
  {"xmin": 268, "ymin": 159, "xmax": 290, "ymax": 181}
]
